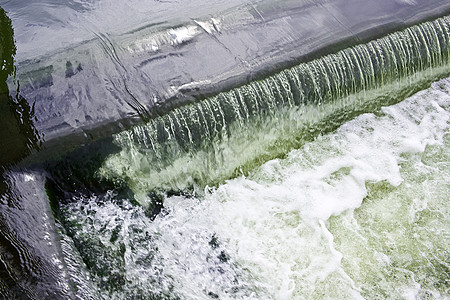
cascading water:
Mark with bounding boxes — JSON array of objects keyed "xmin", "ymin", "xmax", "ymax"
[
  {"xmin": 49, "ymin": 16, "xmax": 450, "ymax": 299},
  {"xmin": 1, "ymin": 0, "xmax": 450, "ymax": 298},
  {"xmin": 99, "ymin": 17, "xmax": 449, "ymax": 204}
]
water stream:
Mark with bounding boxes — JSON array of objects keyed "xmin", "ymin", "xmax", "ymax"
[
  {"xmin": 61, "ymin": 76, "xmax": 450, "ymax": 299},
  {"xmin": 54, "ymin": 17, "xmax": 450, "ymax": 299},
  {"xmin": 0, "ymin": 2, "xmax": 449, "ymax": 299}
]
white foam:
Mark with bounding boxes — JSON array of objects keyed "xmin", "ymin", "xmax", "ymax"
[
  {"xmin": 65, "ymin": 78, "xmax": 450, "ymax": 298},
  {"xmin": 153, "ymin": 77, "xmax": 450, "ymax": 298}
]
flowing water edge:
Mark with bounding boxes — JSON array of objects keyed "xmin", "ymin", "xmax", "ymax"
[
  {"xmin": 1, "ymin": 2, "xmax": 450, "ymax": 299},
  {"xmin": 53, "ymin": 17, "xmax": 449, "ymax": 299},
  {"xmin": 60, "ymin": 76, "xmax": 450, "ymax": 300}
]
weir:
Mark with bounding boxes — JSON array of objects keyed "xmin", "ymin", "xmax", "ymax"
[
  {"xmin": 0, "ymin": 1, "xmax": 450, "ymax": 299},
  {"xmin": 5, "ymin": 0, "xmax": 450, "ymax": 163},
  {"xmin": 99, "ymin": 17, "xmax": 450, "ymax": 203},
  {"xmin": 51, "ymin": 15, "xmax": 450, "ymax": 298}
]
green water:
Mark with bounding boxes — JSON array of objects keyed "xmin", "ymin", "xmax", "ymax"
[
  {"xmin": 98, "ymin": 17, "xmax": 450, "ymax": 205},
  {"xmin": 61, "ymin": 77, "xmax": 449, "ymax": 299},
  {"xmin": 55, "ymin": 16, "xmax": 450, "ymax": 299}
]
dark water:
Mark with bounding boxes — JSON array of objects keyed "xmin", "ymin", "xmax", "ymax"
[{"xmin": 0, "ymin": 1, "xmax": 450, "ymax": 299}]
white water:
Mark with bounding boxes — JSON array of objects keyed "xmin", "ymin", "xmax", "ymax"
[{"xmin": 63, "ymin": 77, "xmax": 450, "ymax": 299}]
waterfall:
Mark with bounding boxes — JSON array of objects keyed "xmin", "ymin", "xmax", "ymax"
[
  {"xmin": 99, "ymin": 16, "xmax": 450, "ymax": 203},
  {"xmin": 2, "ymin": 8, "xmax": 449, "ymax": 298},
  {"xmin": 48, "ymin": 15, "xmax": 450, "ymax": 300}
]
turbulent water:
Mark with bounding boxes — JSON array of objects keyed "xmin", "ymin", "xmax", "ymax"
[
  {"xmin": 2, "ymin": 1, "xmax": 449, "ymax": 298},
  {"xmin": 52, "ymin": 16, "xmax": 450, "ymax": 300},
  {"xmin": 98, "ymin": 16, "xmax": 450, "ymax": 204},
  {"xmin": 61, "ymin": 76, "xmax": 450, "ymax": 299}
]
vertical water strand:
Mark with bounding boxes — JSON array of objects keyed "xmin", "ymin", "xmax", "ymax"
[
  {"xmin": 350, "ymin": 46, "xmax": 367, "ymax": 100},
  {"xmin": 265, "ymin": 77, "xmax": 281, "ymax": 109},
  {"xmin": 282, "ymin": 68, "xmax": 304, "ymax": 106},
  {"xmin": 200, "ymin": 101, "xmax": 214, "ymax": 146},
  {"xmin": 147, "ymin": 122, "xmax": 160, "ymax": 162},
  {"xmin": 256, "ymin": 80, "xmax": 270, "ymax": 112},
  {"xmin": 196, "ymin": 104, "xmax": 212, "ymax": 142},
  {"xmin": 253, "ymin": 81, "xmax": 272, "ymax": 115},
  {"xmin": 300, "ymin": 63, "xmax": 319, "ymax": 105},
  {"xmin": 370, "ymin": 41, "xmax": 385, "ymax": 88},
  {"xmin": 416, "ymin": 22, "xmax": 435, "ymax": 77},
  {"xmin": 211, "ymin": 95, "xmax": 226, "ymax": 141},
  {"xmin": 425, "ymin": 21, "xmax": 441, "ymax": 69},
  {"xmin": 376, "ymin": 35, "xmax": 394, "ymax": 87},
  {"xmin": 166, "ymin": 114, "xmax": 175, "ymax": 142},
  {"xmin": 236, "ymin": 88, "xmax": 251, "ymax": 123},
  {"xmin": 361, "ymin": 43, "xmax": 376, "ymax": 91},
  {"xmin": 163, "ymin": 113, "xmax": 181, "ymax": 160},
  {"xmin": 128, "ymin": 127, "xmax": 141, "ymax": 169},
  {"xmin": 192, "ymin": 105, "xmax": 205, "ymax": 147},
  {"xmin": 341, "ymin": 49, "xmax": 358, "ymax": 97},
  {"xmin": 407, "ymin": 24, "xmax": 425, "ymax": 73},
  {"xmin": 294, "ymin": 65, "xmax": 309, "ymax": 105},
  {"xmin": 385, "ymin": 35, "xmax": 397, "ymax": 83},
  {"xmin": 186, "ymin": 103, "xmax": 203, "ymax": 148},
  {"xmin": 128, "ymin": 125, "xmax": 148, "ymax": 166},
  {"xmin": 405, "ymin": 28, "xmax": 419, "ymax": 78},
  {"xmin": 310, "ymin": 61, "xmax": 325, "ymax": 106},
  {"xmin": 171, "ymin": 110, "xmax": 187, "ymax": 151},
  {"xmin": 147, "ymin": 121, "xmax": 161, "ymax": 160},
  {"xmin": 159, "ymin": 115, "xmax": 171, "ymax": 152},
  {"xmin": 335, "ymin": 50, "xmax": 352, "ymax": 108},
  {"xmin": 276, "ymin": 71, "xmax": 294, "ymax": 108},
  {"xmin": 315, "ymin": 59, "xmax": 334, "ymax": 105},
  {"xmin": 227, "ymin": 92, "xmax": 244, "ymax": 128},
  {"xmin": 432, "ymin": 19, "xmax": 444, "ymax": 66},
  {"xmin": 404, "ymin": 28, "xmax": 416, "ymax": 79},
  {"xmin": 162, "ymin": 117, "xmax": 172, "ymax": 148},
  {"xmin": 269, "ymin": 75, "xmax": 287, "ymax": 109},
  {"xmin": 225, "ymin": 91, "xmax": 247, "ymax": 136},
  {"xmin": 321, "ymin": 55, "xmax": 341, "ymax": 105},
  {"xmin": 406, "ymin": 27, "xmax": 424, "ymax": 78},
  {"xmin": 379, "ymin": 36, "xmax": 395, "ymax": 87},
  {"xmin": 435, "ymin": 17, "xmax": 449, "ymax": 64},
  {"xmin": 387, "ymin": 34, "xmax": 402, "ymax": 87},
  {"xmin": 128, "ymin": 126, "xmax": 143, "ymax": 171},
  {"xmin": 228, "ymin": 90, "xmax": 245, "ymax": 125},
  {"xmin": 200, "ymin": 99, "xmax": 218, "ymax": 143},
  {"xmin": 246, "ymin": 82, "xmax": 262, "ymax": 117},
  {"xmin": 424, "ymin": 21, "xmax": 440, "ymax": 69},
  {"xmin": 206, "ymin": 100, "xmax": 220, "ymax": 141},
  {"xmin": 261, "ymin": 79, "xmax": 277, "ymax": 114},
  {"xmin": 331, "ymin": 53, "xmax": 347, "ymax": 100},
  {"xmin": 356, "ymin": 44, "xmax": 370, "ymax": 92},
  {"xmin": 391, "ymin": 32, "xmax": 408, "ymax": 80},
  {"xmin": 331, "ymin": 53, "xmax": 344, "ymax": 102},
  {"xmin": 329, "ymin": 53, "xmax": 343, "ymax": 100},
  {"xmin": 155, "ymin": 121, "xmax": 169, "ymax": 159},
  {"xmin": 272, "ymin": 72, "xmax": 295, "ymax": 137},
  {"xmin": 231, "ymin": 89, "xmax": 250, "ymax": 121},
  {"xmin": 182, "ymin": 106, "xmax": 197, "ymax": 148},
  {"xmin": 399, "ymin": 29, "xmax": 413, "ymax": 77},
  {"xmin": 211, "ymin": 96, "xmax": 227, "ymax": 137},
  {"xmin": 442, "ymin": 17, "xmax": 450, "ymax": 62}
]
